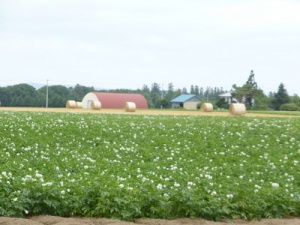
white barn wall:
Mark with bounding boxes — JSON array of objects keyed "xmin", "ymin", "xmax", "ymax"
[
  {"xmin": 171, "ymin": 103, "xmax": 180, "ymax": 108},
  {"xmin": 184, "ymin": 102, "xmax": 198, "ymax": 109},
  {"xmin": 82, "ymin": 93, "xmax": 98, "ymax": 109}
]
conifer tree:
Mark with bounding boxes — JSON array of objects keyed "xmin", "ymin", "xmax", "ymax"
[{"xmin": 271, "ymin": 83, "xmax": 289, "ymax": 110}]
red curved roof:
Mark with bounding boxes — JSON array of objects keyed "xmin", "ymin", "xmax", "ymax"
[{"xmin": 93, "ymin": 92, "xmax": 148, "ymax": 109}]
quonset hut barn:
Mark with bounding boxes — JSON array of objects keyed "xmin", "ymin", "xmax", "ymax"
[{"xmin": 81, "ymin": 92, "xmax": 149, "ymax": 109}]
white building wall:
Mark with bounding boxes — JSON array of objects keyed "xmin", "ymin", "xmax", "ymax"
[
  {"xmin": 171, "ymin": 103, "xmax": 181, "ymax": 108},
  {"xmin": 82, "ymin": 93, "xmax": 98, "ymax": 108},
  {"xmin": 184, "ymin": 102, "xmax": 198, "ymax": 109}
]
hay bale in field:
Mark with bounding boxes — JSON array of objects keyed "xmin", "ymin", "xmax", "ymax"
[
  {"xmin": 229, "ymin": 103, "xmax": 246, "ymax": 116},
  {"xmin": 91, "ymin": 101, "xmax": 101, "ymax": 110},
  {"xmin": 76, "ymin": 102, "xmax": 83, "ymax": 109},
  {"xmin": 66, "ymin": 100, "xmax": 76, "ymax": 109},
  {"xmin": 201, "ymin": 103, "xmax": 213, "ymax": 112},
  {"xmin": 124, "ymin": 102, "xmax": 136, "ymax": 112}
]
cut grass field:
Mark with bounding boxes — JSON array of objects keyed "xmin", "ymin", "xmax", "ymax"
[{"xmin": 0, "ymin": 107, "xmax": 299, "ymax": 224}]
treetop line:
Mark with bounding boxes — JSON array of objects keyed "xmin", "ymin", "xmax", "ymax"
[{"xmin": 0, "ymin": 70, "xmax": 299, "ymax": 110}]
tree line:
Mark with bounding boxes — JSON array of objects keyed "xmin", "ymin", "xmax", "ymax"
[
  {"xmin": 231, "ymin": 70, "xmax": 300, "ymax": 111},
  {"xmin": 0, "ymin": 84, "xmax": 94, "ymax": 108},
  {"xmin": 0, "ymin": 72, "xmax": 300, "ymax": 110},
  {"xmin": 0, "ymin": 83, "xmax": 227, "ymax": 108}
]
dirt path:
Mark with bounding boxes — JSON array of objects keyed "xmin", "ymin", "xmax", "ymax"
[
  {"xmin": 0, "ymin": 216, "xmax": 299, "ymax": 225},
  {"xmin": 0, "ymin": 107, "xmax": 296, "ymax": 118}
]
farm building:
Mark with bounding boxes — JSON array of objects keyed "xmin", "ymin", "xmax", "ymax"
[
  {"xmin": 219, "ymin": 92, "xmax": 238, "ymax": 104},
  {"xmin": 81, "ymin": 92, "xmax": 149, "ymax": 109},
  {"xmin": 170, "ymin": 94, "xmax": 201, "ymax": 109}
]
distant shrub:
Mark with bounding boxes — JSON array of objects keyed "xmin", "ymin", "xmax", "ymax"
[
  {"xmin": 252, "ymin": 104, "xmax": 269, "ymax": 110},
  {"xmin": 280, "ymin": 103, "xmax": 299, "ymax": 111},
  {"xmin": 216, "ymin": 98, "xmax": 229, "ymax": 110}
]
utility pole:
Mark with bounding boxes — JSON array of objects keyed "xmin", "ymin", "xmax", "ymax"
[
  {"xmin": 46, "ymin": 79, "xmax": 49, "ymax": 108},
  {"xmin": 161, "ymin": 83, "xmax": 164, "ymax": 109}
]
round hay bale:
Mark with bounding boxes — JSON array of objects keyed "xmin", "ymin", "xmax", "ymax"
[
  {"xmin": 76, "ymin": 102, "xmax": 83, "ymax": 109},
  {"xmin": 201, "ymin": 103, "xmax": 213, "ymax": 112},
  {"xmin": 66, "ymin": 100, "xmax": 76, "ymax": 109},
  {"xmin": 229, "ymin": 103, "xmax": 246, "ymax": 116},
  {"xmin": 124, "ymin": 102, "xmax": 136, "ymax": 112},
  {"xmin": 91, "ymin": 101, "xmax": 101, "ymax": 110}
]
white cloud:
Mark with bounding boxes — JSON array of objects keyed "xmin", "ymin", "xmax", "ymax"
[
  {"xmin": 215, "ymin": 0, "xmax": 300, "ymax": 28},
  {"xmin": 0, "ymin": 0, "xmax": 300, "ymax": 94}
]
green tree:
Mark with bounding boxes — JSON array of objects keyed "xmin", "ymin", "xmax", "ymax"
[
  {"xmin": 190, "ymin": 85, "xmax": 195, "ymax": 94},
  {"xmin": 252, "ymin": 95, "xmax": 271, "ymax": 110},
  {"xmin": 162, "ymin": 83, "xmax": 175, "ymax": 108},
  {"xmin": 289, "ymin": 94, "xmax": 300, "ymax": 107},
  {"xmin": 280, "ymin": 103, "xmax": 298, "ymax": 111},
  {"xmin": 199, "ymin": 87, "xmax": 204, "ymax": 97},
  {"xmin": 194, "ymin": 85, "xmax": 199, "ymax": 96},
  {"xmin": 0, "ymin": 87, "xmax": 11, "ymax": 106},
  {"xmin": 232, "ymin": 70, "xmax": 265, "ymax": 109},
  {"xmin": 216, "ymin": 98, "xmax": 229, "ymax": 109},
  {"xmin": 142, "ymin": 84, "xmax": 150, "ymax": 93},
  {"xmin": 8, "ymin": 84, "xmax": 39, "ymax": 107},
  {"xmin": 68, "ymin": 84, "xmax": 94, "ymax": 101},
  {"xmin": 271, "ymin": 83, "xmax": 290, "ymax": 110},
  {"xmin": 173, "ymin": 88, "xmax": 182, "ymax": 98},
  {"xmin": 159, "ymin": 98, "xmax": 169, "ymax": 108},
  {"xmin": 150, "ymin": 83, "xmax": 161, "ymax": 108},
  {"xmin": 46, "ymin": 85, "xmax": 70, "ymax": 107},
  {"xmin": 166, "ymin": 83, "xmax": 174, "ymax": 97},
  {"xmin": 142, "ymin": 92, "xmax": 154, "ymax": 108}
]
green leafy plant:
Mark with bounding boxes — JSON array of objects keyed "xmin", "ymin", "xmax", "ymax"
[{"xmin": 0, "ymin": 111, "xmax": 299, "ymax": 220}]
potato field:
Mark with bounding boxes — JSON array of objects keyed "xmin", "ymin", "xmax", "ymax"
[{"xmin": 0, "ymin": 110, "xmax": 299, "ymax": 221}]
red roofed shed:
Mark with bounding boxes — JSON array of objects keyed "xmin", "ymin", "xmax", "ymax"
[{"xmin": 82, "ymin": 92, "xmax": 148, "ymax": 109}]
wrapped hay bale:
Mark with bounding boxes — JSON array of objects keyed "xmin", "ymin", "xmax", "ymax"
[
  {"xmin": 229, "ymin": 103, "xmax": 246, "ymax": 116},
  {"xmin": 91, "ymin": 101, "xmax": 101, "ymax": 110},
  {"xmin": 66, "ymin": 100, "xmax": 76, "ymax": 109},
  {"xmin": 76, "ymin": 102, "xmax": 83, "ymax": 109},
  {"xmin": 124, "ymin": 102, "xmax": 136, "ymax": 112},
  {"xmin": 201, "ymin": 103, "xmax": 213, "ymax": 112}
]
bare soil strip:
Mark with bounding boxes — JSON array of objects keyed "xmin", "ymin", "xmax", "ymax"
[
  {"xmin": 0, "ymin": 215, "xmax": 299, "ymax": 225},
  {"xmin": 0, "ymin": 107, "xmax": 296, "ymax": 118}
]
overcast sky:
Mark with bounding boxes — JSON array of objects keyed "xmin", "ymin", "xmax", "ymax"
[{"xmin": 1, "ymin": 0, "xmax": 299, "ymax": 95}]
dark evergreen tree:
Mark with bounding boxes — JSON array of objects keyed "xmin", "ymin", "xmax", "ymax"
[
  {"xmin": 190, "ymin": 85, "xmax": 195, "ymax": 94},
  {"xmin": 142, "ymin": 84, "xmax": 150, "ymax": 93},
  {"xmin": 166, "ymin": 83, "xmax": 174, "ymax": 98},
  {"xmin": 194, "ymin": 85, "xmax": 199, "ymax": 96},
  {"xmin": 246, "ymin": 70, "xmax": 257, "ymax": 87},
  {"xmin": 174, "ymin": 88, "xmax": 182, "ymax": 97},
  {"xmin": 199, "ymin": 87, "xmax": 204, "ymax": 97},
  {"xmin": 150, "ymin": 83, "xmax": 161, "ymax": 108},
  {"xmin": 271, "ymin": 83, "xmax": 290, "ymax": 110},
  {"xmin": 162, "ymin": 83, "xmax": 175, "ymax": 108}
]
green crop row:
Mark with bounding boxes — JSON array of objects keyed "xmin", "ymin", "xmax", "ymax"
[{"xmin": 0, "ymin": 111, "xmax": 299, "ymax": 220}]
